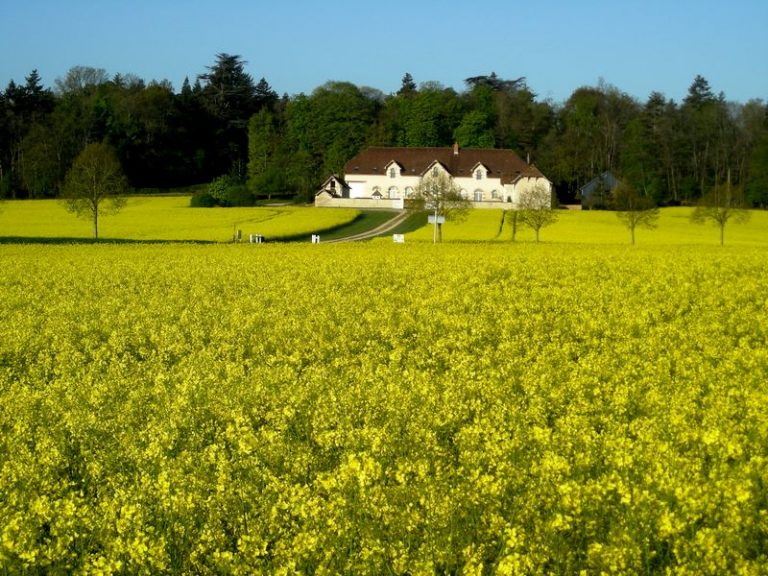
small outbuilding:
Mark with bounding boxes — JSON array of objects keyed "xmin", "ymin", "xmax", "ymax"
[
  {"xmin": 315, "ymin": 175, "xmax": 351, "ymax": 201},
  {"xmin": 580, "ymin": 172, "xmax": 620, "ymax": 209}
]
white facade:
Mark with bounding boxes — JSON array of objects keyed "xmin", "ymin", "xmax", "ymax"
[{"xmin": 316, "ymin": 146, "xmax": 553, "ymax": 209}]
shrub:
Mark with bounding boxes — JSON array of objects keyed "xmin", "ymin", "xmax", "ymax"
[
  {"xmin": 189, "ymin": 191, "xmax": 218, "ymax": 207},
  {"xmin": 191, "ymin": 176, "xmax": 255, "ymax": 207},
  {"xmin": 222, "ymin": 182, "xmax": 254, "ymax": 207}
]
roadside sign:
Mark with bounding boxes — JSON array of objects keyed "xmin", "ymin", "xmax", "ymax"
[{"xmin": 428, "ymin": 215, "xmax": 445, "ymax": 224}]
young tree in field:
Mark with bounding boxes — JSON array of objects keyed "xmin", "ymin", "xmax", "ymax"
[
  {"xmin": 61, "ymin": 142, "xmax": 128, "ymax": 239},
  {"xmin": 410, "ymin": 171, "xmax": 471, "ymax": 242},
  {"xmin": 691, "ymin": 173, "xmax": 750, "ymax": 245},
  {"xmin": 612, "ymin": 181, "xmax": 660, "ymax": 244},
  {"xmin": 518, "ymin": 181, "xmax": 557, "ymax": 242}
]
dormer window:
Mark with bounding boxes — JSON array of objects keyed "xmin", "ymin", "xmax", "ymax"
[
  {"xmin": 476, "ymin": 170, "xmax": 483, "ymax": 180},
  {"xmin": 432, "ymin": 166, "xmax": 439, "ymax": 177},
  {"xmin": 389, "ymin": 167, "xmax": 396, "ymax": 178}
]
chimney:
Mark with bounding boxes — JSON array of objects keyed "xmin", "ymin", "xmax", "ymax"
[
  {"xmin": 526, "ymin": 152, "xmax": 531, "ymax": 165},
  {"xmin": 453, "ymin": 142, "xmax": 459, "ymax": 156}
]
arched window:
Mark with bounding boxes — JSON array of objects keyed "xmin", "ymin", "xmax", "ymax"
[
  {"xmin": 473, "ymin": 189, "xmax": 484, "ymax": 202},
  {"xmin": 432, "ymin": 166, "xmax": 439, "ymax": 177},
  {"xmin": 388, "ymin": 186, "xmax": 399, "ymax": 199},
  {"xmin": 491, "ymin": 189, "xmax": 499, "ymax": 200},
  {"xmin": 405, "ymin": 186, "xmax": 414, "ymax": 198},
  {"xmin": 389, "ymin": 167, "xmax": 397, "ymax": 178},
  {"xmin": 475, "ymin": 169, "xmax": 483, "ymax": 180}
]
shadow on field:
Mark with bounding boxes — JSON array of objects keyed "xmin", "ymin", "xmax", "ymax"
[
  {"xmin": 0, "ymin": 236, "xmax": 216, "ymax": 245},
  {"xmin": 386, "ymin": 211, "xmax": 429, "ymax": 235}
]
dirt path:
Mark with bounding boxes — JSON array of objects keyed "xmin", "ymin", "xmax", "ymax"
[{"xmin": 323, "ymin": 211, "xmax": 410, "ymax": 243}]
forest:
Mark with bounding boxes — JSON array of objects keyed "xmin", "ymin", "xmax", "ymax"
[{"xmin": 1, "ymin": 53, "xmax": 767, "ymax": 206}]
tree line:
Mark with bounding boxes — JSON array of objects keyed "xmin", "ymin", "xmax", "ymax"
[{"xmin": 2, "ymin": 54, "xmax": 767, "ymax": 206}]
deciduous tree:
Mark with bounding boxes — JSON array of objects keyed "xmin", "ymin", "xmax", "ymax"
[
  {"xmin": 284, "ymin": 81, "xmax": 379, "ymax": 190},
  {"xmin": 61, "ymin": 142, "xmax": 128, "ymax": 239},
  {"xmin": 247, "ymin": 108, "xmax": 276, "ymax": 196},
  {"xmin": 517, "ymin": 181, "xmax": 557, "ymax": 242},
  {"xmin": 453, "ymin": 110, "xmax": 495, "ymax": 148},
  {"xmin": 410, "ymin": 171, "xmax": 471, "ymax": 243},
  {"xmin": 691, "ymin": 172, "xmax": 750, "ymax": 245},
  {"xmin": 612, "ymin": 181, "xmax": 659, "ymax": 244}
]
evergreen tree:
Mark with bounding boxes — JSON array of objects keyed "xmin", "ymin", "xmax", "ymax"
[
  {"xmin": 398, "ymin": 73, "xmax": 416, "ymax": 97},
  {"xmin": 198, "ymin": 53, "xmax": 262, "ymax": 178},
  {"xmin": 254, "ymin": 77, "xmax": 278, "ymax": 110},
  {"xmin": 198, "ymin": 53, "xmax": 257, "ymax": 127}
]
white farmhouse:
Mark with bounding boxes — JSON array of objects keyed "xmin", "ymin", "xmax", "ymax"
[{"xmin": 315, "ymin": 144, "xmax": 552, "ymax": 209}]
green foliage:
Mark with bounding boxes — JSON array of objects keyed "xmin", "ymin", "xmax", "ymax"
[
  {"xmin": 204, "ymin": 175, "xmax": 254, "ymax": 207},
  {"xmin": 198, "ymin": 53, "xmax": 257, "ymax": 125},
  {"xmin": 397, "ymin": 72, "xmax": 416, "ymax": 96},
  {"xmin": 247, "ymin": 108, "xmax": 275, "ymax": 190},
  {"xmin": 189, "ymin": 190, "xmax": 217, "ymax": 207},
  {"xmin": 2, "ymin": 66, "xmax": 767, "ymax": 211},
  {"xmin": 286, "ymin": 81, "xmax": 379, "ymax": 181},
  {"xmin": 546, "ymin": 84, "xmax": 639, "ymax": 200},
  {"xmin": 453, "ymin": 110, "xmax": 495, "ymax": 148},
  {"xmin": 248, "ymin": 166, "xmax": 293, "ymax": 201},
  {"xmin": 746, "ymin": 132, "xmax": 768, "ymax": 206},
  {"xmin": 402, "ymin": 83, "xmax": 462, "ymax": 147}
]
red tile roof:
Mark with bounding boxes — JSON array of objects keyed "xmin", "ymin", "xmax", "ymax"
[{"xmin": 344, "ymin": 146, "xmax": 545, "ymax": 185}]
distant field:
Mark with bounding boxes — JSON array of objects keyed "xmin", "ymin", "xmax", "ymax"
[
  {"xmin": 0, "ymin": 196, "xmax": 359, "ymax": 242},
  {"xmin": 1, "ymin": 197, "xmax": 766, "ymax": 245},
  {"xmin": 406, "ymin": 207, "xmax": 768, "ymax": 246}
]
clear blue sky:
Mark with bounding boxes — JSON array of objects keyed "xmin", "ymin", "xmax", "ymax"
[{"xmin": 2, "ymin": 0, "xmax": 766, "ymax": 104}]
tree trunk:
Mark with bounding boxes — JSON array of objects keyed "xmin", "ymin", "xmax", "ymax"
[{"xmin": 93, "ymin": 207, "xmax": 99, "ymax": 240}]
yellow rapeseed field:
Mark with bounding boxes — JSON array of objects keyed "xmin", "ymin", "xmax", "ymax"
[
  {"xmin": 407, "ymin": 206, "xmax": 768, "ymax": 245},
  {"xmin": 0, "ymin": 196, "xmax": 359, "ymax": 242},
  {"xmin": 1, "ymin": 241, "xmax": 767, "ymax": 573},
  {"xmin": 2, "ymin": 197, "xmax": 767, "ymax": 245}
]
